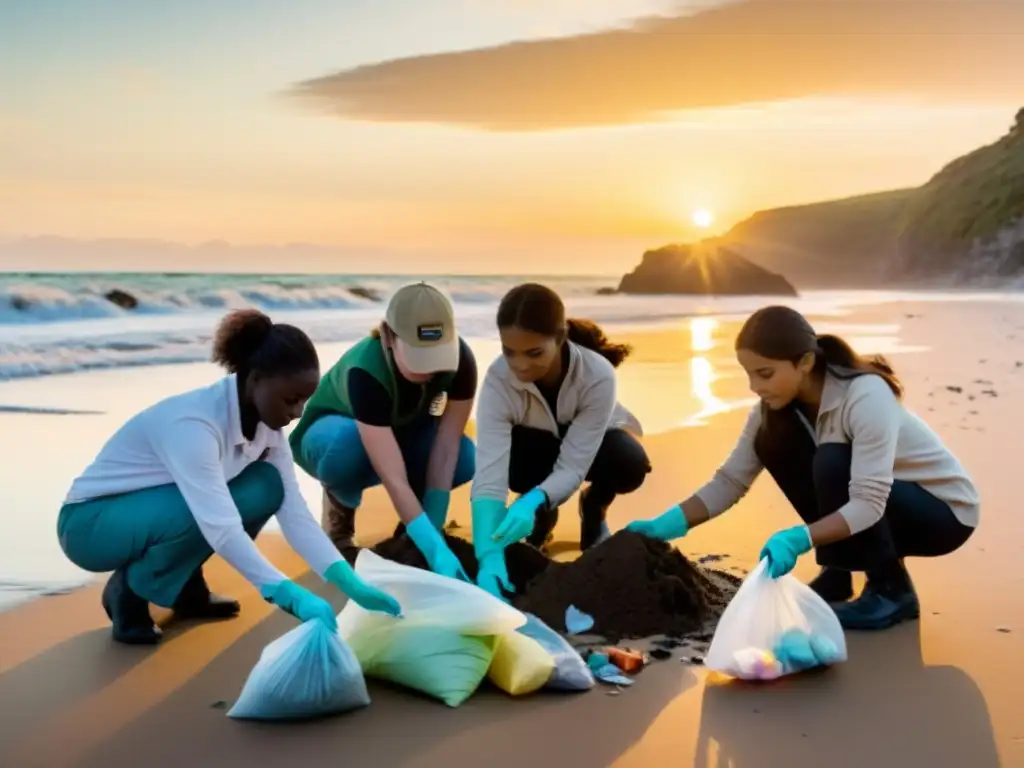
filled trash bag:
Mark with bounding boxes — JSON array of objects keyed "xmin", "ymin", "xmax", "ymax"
[
  {"xmin": 227, "ymin": 619, "xmax": 370, "ymax": 720},
  {"xmin": 337, "ymin": 550, "xmax": 526, "ymax": 638},
  {"xmin": 516, "ymin": 613, "xmax": 595, "ymax": 691},
  {"xmin": 705, "ymin": 558, "xmax": 847, "ymax": 681},
  {"xmin": 488, "ymin": 629, "xmax": 556, "ymax": 696},
  {"xmin": 350, "ymin": 625, "xmax": 498, "ymax": 707},
  {"xmin": 338, "ymin": 550, "xmax": 526, "ymax": 707}
]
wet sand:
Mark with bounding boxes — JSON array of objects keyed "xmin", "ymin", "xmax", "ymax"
[{"xmin": 1, "ymin": 300, "xmax": 1022, "ymax": 767}]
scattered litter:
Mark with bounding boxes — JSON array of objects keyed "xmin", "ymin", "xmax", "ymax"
[
  {"xmin": 210, "ymin": 700, "xmax": 227, "ymax": 709},
  {"xmin": 565, "ymin": 605, "xmax": 595, "ymax": 635},
  {"xmin": 997, "ymin": 627, "xmax": 1012, "ymax": 633},
  {"xmin": 698, "ymin": 553, "xmax": 727, "ymax": 564},
  {"xmin": 606, "ymin": 689, "xmax": 621, "ymax": 696},
  {"xmin": 606, "ymin": 647, "xmax": 646, "ymax": 673},
  {"xmin": 592, "ymin": 664, "xmax": 634, "ymax": 686},
  {"xmin": 946, "ymin": 385, "xmax": 963, "ymax": 393},
  {"xmin": 652, "ymin": 636, "xmax": 684, "ymax": 650},
  {"xmin": 681, "ymin": 655, "xmax": 705, "ymax": 665},
  {"xmin": 649, "ymin": 648, "xmax": 672, "ymax": 660}
]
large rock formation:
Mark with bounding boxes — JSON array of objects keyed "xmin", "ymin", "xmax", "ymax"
[
  {"xmin": 617, "ymin": 243, "xmax": 797, "ymax": 296},
  {"xmin": 721, "ymin": 106, "xmax": 1024, "ymax": 287}
]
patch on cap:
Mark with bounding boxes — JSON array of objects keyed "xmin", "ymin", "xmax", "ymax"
[{"xmin": 417, "ymin": 324, "xmax": 444, "ymax": 342}]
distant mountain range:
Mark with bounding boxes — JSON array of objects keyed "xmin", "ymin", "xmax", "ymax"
[{"xmin": 718, "ymin": 107, "xmax": 1024, "ymax": 287}]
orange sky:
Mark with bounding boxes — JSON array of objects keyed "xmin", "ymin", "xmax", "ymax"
[{"xmin": 1, "ymin": 0, "xmax": 1022, "ymax": 274}]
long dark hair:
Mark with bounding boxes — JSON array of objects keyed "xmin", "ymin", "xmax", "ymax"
[
  {"xmin": 211, "ymin": 309, "xmax": 319, "ymax": 381},
  {"xmin": 735, "ymin": 305, "xmax": 902, "ymax": 398},
  {"xmin": 496, "ymin": 283, "xmax": 632, "ymax": 367}
]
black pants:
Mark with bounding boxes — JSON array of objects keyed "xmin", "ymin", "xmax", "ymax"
[
  {"xmin": 754, "ymin": 413, "xmax": 974, "ymax": 572},
  {"xmin": 509, "ymin": 425, "xmax": 651, "ymax": 512}
]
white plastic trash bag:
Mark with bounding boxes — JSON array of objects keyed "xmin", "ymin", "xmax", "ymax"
[
  {"xmin": 337, "ymin": 549, "xmax": 526, "ymax": 638},
  {"xmin": 517, "ymin": 613, "xmax": 595, "ymax": 691},
  {"xmin": 337, "ymin": 550, "xmax": 527, "ymax": 707},
  {"xmin": 227, "ymin": 619, "xmax": 370, "ymax": 720},
  {"xmin": 705, "ymin": 558, "xmax": 847, "ymax": 681}
]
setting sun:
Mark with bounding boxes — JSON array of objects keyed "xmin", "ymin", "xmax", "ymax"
[{"xmin": 691, "ymin": 208, "xmax": 715, "ymax": 229}]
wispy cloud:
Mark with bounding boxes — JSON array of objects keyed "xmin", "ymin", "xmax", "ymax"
[{"xmin": 288, "ymin": 0, "xmax": 1024, "ymax": 132}]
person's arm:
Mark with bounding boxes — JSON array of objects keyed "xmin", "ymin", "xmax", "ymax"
[
  {"xmin": 149, "ymin": 417, "xmax": 288, "ymax": 592},
  {"xmin": 536, "ymin": 371, "xmax": 616, "ymax": 507},
  {"xmin": 470, "ymin": 365, "xmax": 516, "ymax": 504},
  {"xmin": 347, "ymin": 368, "xmax": 423, "ymax": 525},
  {"xmin": 687, "ymin": 404, "xmax": 765, "ymax": 525},
  {"xmin": 807, "ymin": 377, "xmax": 900, "ymax": 547},
  {"xmin": 425, "ymin": 338, "xmax": 477, "ymax": 491},
  {"xmin": 264, "ymin": 440, "xmax": 345, "ymax": 576}
]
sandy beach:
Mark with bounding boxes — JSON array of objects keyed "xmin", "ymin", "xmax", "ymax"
[{"xmin": 1, "ymin": 297, "xmax": 1022, "ymax": 767}]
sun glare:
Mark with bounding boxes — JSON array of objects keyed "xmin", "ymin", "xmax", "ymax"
[{"xmin": 691, "ymin": 208, "xmax": 714, "ymax": 229}]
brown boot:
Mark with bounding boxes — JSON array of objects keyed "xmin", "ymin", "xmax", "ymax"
[{"xmin": 322, "ymin": 488, "xmax": 356, "ymax": 551}]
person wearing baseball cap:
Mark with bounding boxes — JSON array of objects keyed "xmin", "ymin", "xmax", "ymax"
[{"xmin": 289, "ymin": 282, "xmax": 477, "ymax": 582}]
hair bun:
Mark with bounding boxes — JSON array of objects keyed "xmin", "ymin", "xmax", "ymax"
[{"xmin": 211, "ymin": 309, "xmax": 274, "ymax": 374}]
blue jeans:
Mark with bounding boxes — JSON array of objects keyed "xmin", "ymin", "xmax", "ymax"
[
  {"xmin": 56, "ymin": 461, "xmax": 283, "ymax": 607},
  {"xmin": 295, "ymin": 415, "xmax": 475, "ymax": 508}
]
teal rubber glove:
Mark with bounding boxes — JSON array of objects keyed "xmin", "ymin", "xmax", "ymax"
[
  {"xmin": 471, "ymin": 498, "xmax": 514, "ymax": 601},
  {"xmin": 324, "ymin": 559, "xmax": 402, "ymax": 617},
  {"xmin": 421, "ymin": 488, "xmax": 451, "ymax": 530},
  {"xmin": 759, "ymin": 525, "xmax": 813, "ymax": 578},
  {"xmin": 260, "ymin": 580, "xmax": 338, "ymax": 631},
  {"xmin": 624, "ymin": 504, "xmax": 688, "ymax": 542},
  {"xmin": 773, "ymin": 628, "xmax": 842, "ymax": 673},
  {"xmin": 406, "ymin": 512, "xmax": 471, "ymax": 582},
  {"xmin": 492, "ymin": 487, "xmax": 548, "ymax": 549}
]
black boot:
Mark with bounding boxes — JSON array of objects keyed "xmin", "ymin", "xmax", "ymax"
[
  {"xmin": 102, "ymin": 567, "xmax": 162, "ymax": 645},
  {"xmin": 526, "ymin": 504, "xmax": 559, "ymax": 549},
  {"xmin": 322, "ymin": 488, "xmax": 357, "ymax": 553},
  {"xmin": 578, "ymin": 487, "xmax": 612, "ymax": 551},
  {"xmin": 808, "ymin": 566, "xmax": 854, "ymax": 603},
  {"xmin": 172, "ymin": 567, "xmax": 240, "ymax": 620},
  {"xmin": 833, "ymin": 561, "xmax": 920, "ymax": 630}
]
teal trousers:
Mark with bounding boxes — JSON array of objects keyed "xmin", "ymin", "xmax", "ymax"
[{"xmin": 57, "ymin": 461, "xmax": 285, "ymax": 608}]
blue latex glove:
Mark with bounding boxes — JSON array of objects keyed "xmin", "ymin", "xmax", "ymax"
[
  {"xmin": 759, "ymin": 525, "xmax": 813, "ymax": 578},
  {"xmin": 406, "ymin": 512, "xmax": 471, "ymax": 582},
  {"xmin": 324, "ymin": 559, "xmax": 402, "ymax": 617},
  {"xmin": 421, "ymin": 488, "xmax": 451, "ymax": 531},
  {"xmin": 471, "ymin": 498, "xmax": 514, "ymax": 601},
  {"xmin": 492, "ymin": 487, "xmax": 548, "ymax": 549},
  {"xmin": 624, "ymin": 504, "xmax": 689, "ymax": 542},
  {"xmin": 260, "ymin": 580, "xmax": 338, "ymax": 631}
]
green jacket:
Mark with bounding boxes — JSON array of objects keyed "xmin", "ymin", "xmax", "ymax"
[{"xmin": 289, "ymin": 336, "xmax": 455, "ymax": 468}]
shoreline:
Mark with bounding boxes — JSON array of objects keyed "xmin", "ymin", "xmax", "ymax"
[{"xmin": 0, "ymin": 297, "xmax": 1021, "ymax": 765}]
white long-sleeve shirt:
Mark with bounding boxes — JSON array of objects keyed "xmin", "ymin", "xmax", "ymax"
[
  {"xmin": 64, "ymin": 375, "xmax": 343, "ymax": 590},
  {"xmin": 694, "ymin": 371, "xmax": 981, "ymax": 534}
]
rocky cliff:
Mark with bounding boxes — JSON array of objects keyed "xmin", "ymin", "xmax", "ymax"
[
  {"xmin": 617, "ymin": 244, "xmax": 797, "ymax": 296},
  {"xmin": 721, "ymin": 107, "xmax": 1024, "ymax": 287}
]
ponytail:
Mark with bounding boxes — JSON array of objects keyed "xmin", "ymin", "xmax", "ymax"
[
  {"xmin": 211, "ymin": 309, "xmax": 319, "ymax": 380},
  {"xmin": 816, "ymin": 334, "xmax": 903, "ymax": 399},
  {"xmin": 566, "ymin": 318, "xmax": 632, "ymax": 368}
]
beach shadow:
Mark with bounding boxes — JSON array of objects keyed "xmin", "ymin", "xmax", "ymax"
[
  {"xmin": 0, "ymin": 627, "xmax": 154, "ymax": 755},
  {"xmin": 694, "ymin": 623, "xmax": 999, "ymax": 768},
  {"xmin": 70, "ymin": 569, "xmax": 693, "ymax": 768}
]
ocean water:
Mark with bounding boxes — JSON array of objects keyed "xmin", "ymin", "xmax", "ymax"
[
  {"xmin": 0, "ymin": 271, "xmax": 999, "ymax": 381},
  {"xmin": 2, "ymin": 271, "xmax": 1022, "ymax": 611}
]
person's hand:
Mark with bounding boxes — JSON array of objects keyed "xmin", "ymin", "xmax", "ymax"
[
  {"xmin": 406, "ymin": 513, "xmax": 471, "ymax": 582},
  {"xmin": 492, "ymin": 488, "xmax": 547, "ymax": 549},
  {"xmin": 471, "ymin": 497, "xmax": 514, "ymax": 601},
  {"xmin": 260, "ymin": 579, "xmax": 338, "ymax": 631},
  {"xmin": 624, "ymin": 504, "xmax": 689, "ymax": 542},
  {"xmin": 759, "ymin": 525, "xmax": 812, "ymax": 578},
  {"xmin": 324, "ymin": 560, "xmax": 402, "ymax": 617},
  {"xmin": 421, "ymin": 488, "xmax": 451, "ymax": 530},
  {"xmin": 476, "ymin": 552, "xmax": 514, "ymax": 602}
]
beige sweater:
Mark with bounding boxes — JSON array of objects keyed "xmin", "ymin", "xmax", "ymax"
[
  {"xmin": 694, "ymin": 371, "xmax": 981, "ymax": 534},
  {"xmin": 471, "ymin": 342, "xmax": 642, "ymax": 507}
]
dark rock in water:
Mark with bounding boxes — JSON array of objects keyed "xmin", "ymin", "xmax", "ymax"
[
  {"xmin": 595, "ymin": 287, "xmax": 618, "ymax": 296},
  {"xmin": 617, "ymin": 243, "xmax": 797, "ymax": 296},
  {"xmin": 10, "ymin": 295, "xmax": 30, "ymax": 311},
  {"xmin": 105, "ymin": 289, "xmax": 138, "ymax": 310},
  {"xmin": 348, "ymin": 285, "xmax": 382, "ymax": 302}
]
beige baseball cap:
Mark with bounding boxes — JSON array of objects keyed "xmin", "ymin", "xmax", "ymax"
[{"xmin": 385, "ymin": 282, "xmax": 459, "ymax": 375}]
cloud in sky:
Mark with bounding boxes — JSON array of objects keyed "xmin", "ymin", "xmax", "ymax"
[{"xmin": 288, "ymin": 0, "xmax": 1024, "ymax": 132}]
